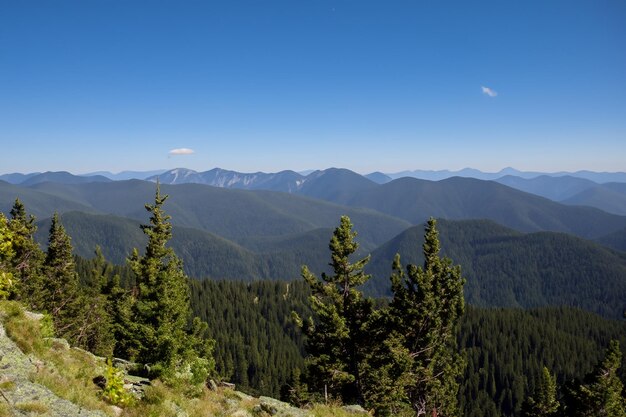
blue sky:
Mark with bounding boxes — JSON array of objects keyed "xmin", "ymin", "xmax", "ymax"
[{"xmin": 1, "ymin": 0, "xmax": 625, "ymax": 174}]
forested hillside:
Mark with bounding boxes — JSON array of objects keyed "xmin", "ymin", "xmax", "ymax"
[
  {"xmin": 367, "ymin": 219, "xmax": 626, "ymax": 318},
  {"xmin": 185, "ymin": 278, "xmax": 626, "ymax": 417}
]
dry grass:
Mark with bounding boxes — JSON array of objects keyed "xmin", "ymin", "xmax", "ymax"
[
  {"xmin": 0, "ymin": 402, "xmax": 11, "ymax": 417},
  {"xmin": 14, "ymin": 401, "xmax": 49, "ymax": 414},
  {"xmin": 0, "ymin": 381, "xmax": 15, "ymax": 391}
]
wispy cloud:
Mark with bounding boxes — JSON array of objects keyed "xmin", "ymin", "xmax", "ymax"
[
  {"xmin": 481, "ymin": 86, "xmax": 498, "ymax": 97},
  {"xmin": 168, "ymin": 148, "xmax": 195, "ymax": 156}
]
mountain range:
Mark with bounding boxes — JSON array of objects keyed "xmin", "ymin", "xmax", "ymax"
[
  {"xmin": 2, "ymin": 166, "xmax": 626, "ymax": 318},
  {"xmin": 4, "ymin": 166, "xmax": 625, "ymax": 215}
]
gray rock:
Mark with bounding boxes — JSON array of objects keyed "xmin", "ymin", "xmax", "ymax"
[
  {"xmin": 257, "ymin": 396, "xmax": 312, "ymax": 417},
  {"xmin": 0, "ymin": 321, "xmax": 106, "ymax": 417},
  {"xmin": 342, "ymin": 404, "xmax": 370, "ymax": 414},
  {"xmin": 23, "ymin": 311, "xmax": 44, "ymax": 321},
  {"xmin": 207, "ymin": 379, "xmax": 219, "ymax": 391},
  {"xmin": 123, "ymin": 375, "xmax": 151, "ymax": 399},
  {"xmin": 112, "ymin": 357, "xmax": 139, "ymax": 372},
  {"xmin": 230, "ymin": 410, "xmax": 253, "ymax": 417}
]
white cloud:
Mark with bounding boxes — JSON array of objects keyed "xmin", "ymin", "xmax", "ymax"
[
  {"xmin": 168, "ymin": 148, "xmax": 195, "ymax": 155},
  {"xmin": 481, "ymin": 86, "xmax": 498, "ymax": 97}
]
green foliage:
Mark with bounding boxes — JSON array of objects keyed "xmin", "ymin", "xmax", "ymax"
[
  {"xmin": 190, "ymin": 279, "xmax": 310, "ymax": 397},
  {"xmin": 385, "ymin": 218, "xmax": 466, "ymax": 417},
  {"xmin": 298, "ymin": 215, "xmax": 374, "ymax": 405},
  {"xmin": 568, "ymin": 340, "xmax": 626, "ymax": 417},
  {"xmin": 0, "ymin": 213, "xmax": 15, "ymax": 299},
  {"xmin": 118, "ymin": 184, "xmax": 215, "ymax": 379},
  {"xmin": 522, "ymin": 367, "xmax": 559, "ymax": 417},
  {"xmin": 99, "ymin": 359, "xmax": 135, "ymax": 407},
  {"xmin": 367, "ymin": 219, "xmax": 626, "ymax": 319},
  {"xmin": 39, "ymin": 212, "xmax": 84, "ymax": 341},
  {"xmin": 459, "ymin": 307, "xmax": 626, "ymax": 417}
]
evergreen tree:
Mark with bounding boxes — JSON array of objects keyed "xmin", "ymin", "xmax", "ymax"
[
  {"xmin": 77, "ymin": 246, "xmax": 116, "ymax": 356},
  {"xmin": 125, "ymin": 184, "xmax": 214, "ymax": 378},
  {"xmin": 0, "ymin": 213, "xmax": 16, "ymax": 299},
  {"xmin": 572, "ymin": 340, "xmax": 626, "ymax": 417},
  {"xmin": 296, "ymin": 215, "xmax": 374, "ymax": 405},
  {"xmin": 7, "ymin": 199, "xmax": 45, "ymax": 304},
  {"xmin": 522, "ymin": 367, "xmax": 559, "ymax": 417},
  {"xmin": 41, "ymin": 212, "xmax": 84, "ymax": 341},
  {"xmin": 388, "ymin": 218, "xmax": 466, "ymax": 417}
]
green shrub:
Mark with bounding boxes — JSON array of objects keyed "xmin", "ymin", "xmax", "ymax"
[{"xmin": 99, "ymin": 359, "xmax": 134, "ymax": 407}]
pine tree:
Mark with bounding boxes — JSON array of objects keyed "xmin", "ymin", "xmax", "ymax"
[
  {"xmin": 388, "ymin": 218, "xmax": 466, "ymax": 417},
  {"xmin": 296, "ymin": 215, "xmax": 374, "ymax": 405},
  {"xmin": 522, "ymin": 367, "xmax": 559, "ymax": 417},
  {"xmin": 125, "ymin": 184, "xmax": 214, "ymax": 378},
  {"xmin": 41, "ymin": 212, "xmax": 83, "ymax": 341},
  {"xmin": 0, "ymin": 213, "xmax": 16, "ymax": 299},
  {"xmin": 574, "ymin": 340, "xmax": 626, "ymax": 417},
  {"xmin": 7, "ymin": 199, "xmax": 45, "ymax": 304},
  {"xmin": 77, "ymin": 246, "xmax": 116, "ymax": 356}
]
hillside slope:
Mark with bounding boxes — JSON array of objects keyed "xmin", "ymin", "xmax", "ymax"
[
  {"xmin": 367, "ymin": 219, "xmax": 626, "ymax": 318},
  {"xmin": 9, "ymin": 180, "xmax": 411, "ymax": 248},
  {"xmin": 345, "ymin": 177, "xmax": 626, "ymax": 239}
]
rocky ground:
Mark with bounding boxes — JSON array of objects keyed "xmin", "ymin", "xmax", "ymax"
[{"xmin": 0, "ymin": 307, "xmax": 368, "ymax": 417}]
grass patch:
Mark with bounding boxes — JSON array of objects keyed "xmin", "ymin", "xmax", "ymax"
[
  {"xmin": 0, "ymin": 402, "xmax": 11, "ymax": 417},
  {"xmin": 15, "ymin": 401, "xmax": 49, "ymax": 414},
  {"xmin": 29, "ymin": 350, "xmax": 113, "ymax": 416},
  {"xmin": 0, "ymin": 301, "xmax": 46, "ymax": 355},
  {"xmin": 0, "ymin": 381, "xmax": 15, "ymax": 391}
]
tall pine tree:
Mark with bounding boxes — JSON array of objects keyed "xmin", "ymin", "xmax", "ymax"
[
  {"xmin": 572, "ymin": 340, "xmax": 626, "ymax": 417},
  {"xmin": 388, "ymin": 218, "xmax": 466, "ymax": 417},
  {"xmin": 41, "ymin": 212, "xmax": 83, "ymax": 342},
  {"xmin": 296, "ymin": 215, "xmax": 374, "ymax": 405},
  {"xmin": 125, "ymin": 184, "xmax": 214, "ymax": 378},
  {"xmin": 7, "ymin": 199, "xmax": 45, "ymax": 305},
  {"xmin": 522, "ymin": 366, "xmax": 559, "ymax": 417}
]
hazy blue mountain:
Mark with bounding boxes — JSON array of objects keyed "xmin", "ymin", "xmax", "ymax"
[
  {"xmin": 85, "ymin": 169, "xmax": 167, "ymax": 180},
  {"xmin": 342, "ymin": 176, "xmax": 626, "ymax": 239},
  {"xmin": 386, "ymin": 167, "xmax": 540, "ymax": 181},
  {"xmin": 386, "ymin": 167, "xmax": 626, "ymax": 183},
  {"xmin": 494, "ymin": 175, "xmax": 599, "ymax": 201},
  {"xmin": 0, "ymin": 172, "xmax": 40, "ymax": 184},
  {"xmin": 562, "ymin": 185, "xmax": 626, "ymax": 215},
  {"xmin": 367, "ymin": 219, "xmax": 626, "ymax": 318},
  {"xmin": 20, "ymin": 171, "xmax": 112, "ymax": 186},
  {"xmin": 566, "ymin": 170, "xmax": 626, "ymax": 184},
  {"xmin": 604, "ymin": 182, "xmax": 626, "ymax": 194},
  {"xmin": 364, "ymin": 171, "xmax": 392, "ymax": 184}
]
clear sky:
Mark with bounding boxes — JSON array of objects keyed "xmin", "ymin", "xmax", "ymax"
[{"xmin": 1, "ymin": 0, "xmax": 625, "ymax": 174}]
